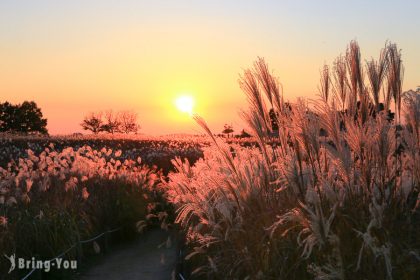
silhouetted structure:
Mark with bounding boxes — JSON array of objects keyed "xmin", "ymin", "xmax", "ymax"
[
  {"xmin": 222, "ymin": 124, "xmax": 234, "ymax": 138},
  {"xmin": 238, "ymin": 129, "xmax": 252, "ymax": 138}
]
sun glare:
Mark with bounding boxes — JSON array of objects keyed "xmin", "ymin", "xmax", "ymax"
[{"xmin": 175, "ymin": 95, "xmax": 195, "ymax": 115}]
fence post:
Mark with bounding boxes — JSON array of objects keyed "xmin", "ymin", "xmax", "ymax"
[
  {"xmin": 76, "ymin": 240, "xmax": 83, "ymax": 265},
  {"xmin": 104, "ymin": 228, "xmax": 110, "ymax": 253},
  {"xmin": 34, "ymin": 254, "xmax": 43, "ymax": 280},
  {"xmin": 36, "ymin": 268, "xmax": 43, "ymax": 280}
]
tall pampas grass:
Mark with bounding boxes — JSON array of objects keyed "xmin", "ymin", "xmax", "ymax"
[{"xmin": 166, "ymin": 41, "xmax": 420, "ymax": 279}]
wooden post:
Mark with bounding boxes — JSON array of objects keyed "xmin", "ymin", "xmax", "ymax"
[
  {"xmin": 104, "ymin": 229, "xmax": 110, "ymax": 253},
  {"xmin": 76, "ymin": 242, "xmax": 83, "ymax": 265},
  {"xmin": 35, "ymin": 254, "xmax": 43, "ymax": 280},
  {"xmin": 36, "ymin": 268, "xmax": 43, "ymax": 280}
]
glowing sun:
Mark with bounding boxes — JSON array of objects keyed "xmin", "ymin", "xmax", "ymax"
[{"xmin": 175, "ymin": 95, "xmax": 195, "ymax": 115}]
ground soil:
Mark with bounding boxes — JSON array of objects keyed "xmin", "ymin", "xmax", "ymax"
[{"xmin": 79, "ymin": 229, "xmax": 177, "ymax": 280}]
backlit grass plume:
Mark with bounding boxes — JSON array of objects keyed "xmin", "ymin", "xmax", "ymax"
[{"xmin": 166, "ymin": 41, "xmax": 420, "ymax": 279}]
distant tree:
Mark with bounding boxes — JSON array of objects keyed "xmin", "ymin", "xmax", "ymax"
[
  {"xmin": 81, "ymin": 112, "xmax": 103, "ymax": 134},
  {"xmin": 119, "ymin": 111, "xmax": 140, "ymax": 134},
  {"xmin": 222, "ymin": 124, "xmax": 234, "ymax": 138},
  {"xmin": 19, "ymin": 101, "xmax": 48, "ymax": 134},
  {"xmin": 0, "ymin": 102, "xmax": 15, "ymax": 132},
  {"xmin": 101, "ymin": 110, "xmax": 121, "ymax": 134},
  {"xmin": 0, "ymin": 101, "xmax": 48, "ymax": 134},
  {"xmin": 81, "ymin": 110, "xmax": 141, "ymax": 135}
]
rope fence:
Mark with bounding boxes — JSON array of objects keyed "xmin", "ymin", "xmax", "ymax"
[{"xmin": 20, "ymin": 227, "xmax": 122, "ymax": 280}]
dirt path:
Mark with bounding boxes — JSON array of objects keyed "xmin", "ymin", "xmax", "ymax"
[{"xmin": 79, "ymin": 229, "xmax": 177, "ymax": 280}]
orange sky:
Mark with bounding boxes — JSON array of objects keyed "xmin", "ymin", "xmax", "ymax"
[{"xmin": 1, "ymin": 1, "xmax": 419, "ymax": 135}]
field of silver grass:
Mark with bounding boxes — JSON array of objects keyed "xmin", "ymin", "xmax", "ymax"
[
  {"xmin": 166, "ymin": 41, "xmax": 420, "ymax": 279},
  {"xmin": 0, "ymin": 131, "xmax": 257, "ymax": 278},
  {"xmin": 0, "ymin": 143, "xmax": 170, "ymax": 278},
  {"xmin": 0, "ymin": 134, "xmax": 207, "ymax": 173}
]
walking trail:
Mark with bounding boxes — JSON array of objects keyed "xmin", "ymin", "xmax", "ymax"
[{"xmin": 79, "ymin": 229, "xmax": 177, "ymax": 280}]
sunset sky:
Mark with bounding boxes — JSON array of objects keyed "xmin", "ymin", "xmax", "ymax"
[{"xmin": 1, "ymin": 1, "xmax": 419, "ymax": 135}]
